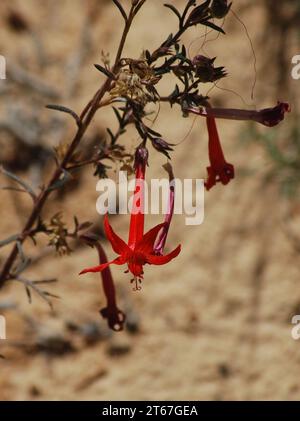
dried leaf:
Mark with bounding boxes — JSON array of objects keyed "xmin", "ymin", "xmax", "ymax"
[
  {"xmin": 94, "ymin": 64, "xmax": 116, "ymax": 80},
  {"xmin": 46, "ymin": 104, "xmax": 81, "ymax": 127}
]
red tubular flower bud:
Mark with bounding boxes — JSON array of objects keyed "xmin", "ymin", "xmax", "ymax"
[
  {"xmin": 79, "ymin": 234, "xmax": 126, "ymax": 332},
  {"xmin": 96, "ymin": 244, "xmax": 126, "ymax": 332},
  {"xmin": 134, "ymin": 144, "xmax": 148, "ymax": 170},
  {"xmin": 205, "ymin": 114, "xmax": 234, "ymax": 190}
]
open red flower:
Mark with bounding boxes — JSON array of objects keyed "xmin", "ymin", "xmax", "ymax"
[
  {"xmin": 79, "ymin": 145, "xmax": 181, "ymax": 290},
  {"xmin": 205, "ymin": 115, "xmax": 234, "ymax": 191},
  {"xmin": 80, "ymin": 215, "xmax": 181, "ymax": 290}
]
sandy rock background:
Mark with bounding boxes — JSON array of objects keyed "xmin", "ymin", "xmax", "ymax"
[{"xmin": 0, "ymin": 0, "xmax": 300, "ymax": 400}]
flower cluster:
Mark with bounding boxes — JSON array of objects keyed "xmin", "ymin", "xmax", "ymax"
[
  {"xmin": 79, "ymin": 0, "xmax": 291, "ymax": 331},
  {"xmin": 0, "ymin": 1, "xmax": 292, "ymax": 321}
]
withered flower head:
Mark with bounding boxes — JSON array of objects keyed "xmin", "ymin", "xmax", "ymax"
[
  {"xmin": 110, "ymin": 69, "xmax": 147, "ymax": 105},
  {"xmin": 110, "ymin": 59, "xmax": 160, "ymax": 106},
  {"xmin": 254, "ymin": 102, "xmax": 291, "ymax": 127},
  {"xmin": 124, "ymin": 58, "xmax": 161, "ymax": 85},
  {"xmin": 47, "ymin": 213, "xmax": 71, "ymax": 256}
]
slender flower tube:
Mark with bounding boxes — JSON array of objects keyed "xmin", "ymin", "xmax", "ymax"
[
  {"xmin": 205, "ymin": 114, "xmax": 235, "ymax": 190},
  {"xmin": 154, "ymin": 163, "xmax": 175, "ymax": 255},
  {"xmin": 187, "ymin": 102, "xmax": 291, "ymax": 127},
  {"xmin": 128, "ymin": 145, "xmax": 147, "ymax": 249},
  {"xmin": 97, "ymin": 243, "xmax": 126, "ymax": 331}
]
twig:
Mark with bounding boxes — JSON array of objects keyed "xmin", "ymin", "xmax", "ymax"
[
  {"xmin": 112, "ymin": 0, "xmax": 127, "ymax": 22},
  {"xmin": 0, "ymin": 1, "xmax": 144, "ymax": 288},
  {"xmin": 14, "ymin": 276, "xmax": 58, "ymax": 310},
  {"xmin": 0, "ymin": 166, "xmax": 37, "ymax": 202}
]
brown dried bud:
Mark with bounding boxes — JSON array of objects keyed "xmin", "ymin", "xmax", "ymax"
[
  {"xmin": 192, "ymin": 55, "xmax": 226, "ymax": 83},
  {"xmin": 210, "ymin": 0, "xmax": 232, "ymax": 19},
  {"xmin": 186, "ymin": 1, "xmax": 210, "ymax": 26},
  {"xmin": 151, "ymin": 138, "xmax": 174, "ymax": 160},
  {"xmin": 192, "ymin": 54, "xmax": 214, "ymax": 67}
]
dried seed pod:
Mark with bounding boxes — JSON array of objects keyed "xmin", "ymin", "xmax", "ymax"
[{"xmin": 192, "ymin": 55, "xmax": 227, "ymax": 83}]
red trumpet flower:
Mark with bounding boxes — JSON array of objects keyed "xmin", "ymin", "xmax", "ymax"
[
  {"xmin": 205, "ymin": 115, "xmax": 234, "ymax": 191},
  {"xmin": 79, "ymin": 216, "xmax": 180, "ymax": 289},
  {"xmin": 187, "ymin": 101, "xmax": 290, "ymax": 190},
  {"xmin": 80, "ymin": 146, "xmax": 181, "ymax": 290}
]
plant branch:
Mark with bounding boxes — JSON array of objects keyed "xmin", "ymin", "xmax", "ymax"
[{"xmin": 0, "ymin": 2, "xmax": 144, "ymax": 288}]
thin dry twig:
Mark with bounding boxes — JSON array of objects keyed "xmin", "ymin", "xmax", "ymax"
[
  {"xmin": 0, "ymin": 166, "xmax": 37, "ymax": 202},
  {"xmin": 14, "ymin": 276, "xmax": 58, "ymax": 310}
]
